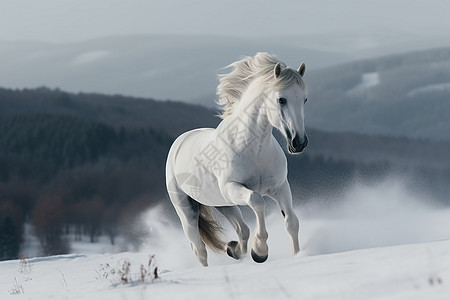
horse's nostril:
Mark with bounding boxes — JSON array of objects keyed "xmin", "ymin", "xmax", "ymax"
[{"xmin": 292, "ymin": 138, "xmax": 298, "ymax": 149}]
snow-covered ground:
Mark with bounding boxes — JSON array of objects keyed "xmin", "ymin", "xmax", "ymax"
[
  {"xmin": 407, "ymin": 82, "xmax": 450, "ymax": 97},
  {"xmin": 2, "ymin": 179, "xmax": 450, "ymax": 299},
  {"xmin": 347, "ymin": 72, "xmax": 380, "ymax": 95},
  {"xmin": 1, "ymin": 239, "xmax": 449, "ymax": 299}
]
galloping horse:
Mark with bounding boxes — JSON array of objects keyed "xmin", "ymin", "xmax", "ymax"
[{"xmin": 166, "ymin": 52, "xmax": 308, "ymax": 266}]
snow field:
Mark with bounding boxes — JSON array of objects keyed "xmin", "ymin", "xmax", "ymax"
[
  {"xmin": 1, "ymin": 240, "xmax": 450, "ymax": 299},
  {"xmin": 2, "ymin": 178, "xmax": 450, "ymax": 299}
]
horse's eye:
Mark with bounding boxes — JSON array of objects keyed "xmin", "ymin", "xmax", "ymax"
[
  {"xmin": 278, "ymin": 97, "xmax": 287, "ymax": 105},
  {"xmin": 304, "ymin": 98, "xmax": 308, "ymax": 104}
]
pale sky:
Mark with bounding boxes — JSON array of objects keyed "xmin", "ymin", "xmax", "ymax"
[{"xmin": 0, "ymin": 0, "xmax": 449, "ymax": 43}]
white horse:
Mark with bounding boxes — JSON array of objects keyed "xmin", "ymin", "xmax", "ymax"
[{"xmin": 165, "ymin": 52, "xmax": 308, "ymax": 266}]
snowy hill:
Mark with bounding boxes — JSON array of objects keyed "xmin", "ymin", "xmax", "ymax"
[
  {"xmin": 2, "ymin": 240, "xmax": 449, "ymax": 299},
  {"xmin": 306, "ymin": 47, "xmax": 450, "ymax": 140}
]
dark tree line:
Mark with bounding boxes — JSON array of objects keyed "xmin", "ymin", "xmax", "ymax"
[{"xmin": 0, "ymin": 107, "xmax": 173, "ymax": 259}]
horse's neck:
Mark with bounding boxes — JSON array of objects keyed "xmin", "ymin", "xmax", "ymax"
[{"xmin": 231, "ymin": 91, "xmax": 273, "ymax": 145}]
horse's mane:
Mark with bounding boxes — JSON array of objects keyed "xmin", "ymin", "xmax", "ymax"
[{"xmin": 216, "ymin": 52, "xmax": 307, "ymax": 119}]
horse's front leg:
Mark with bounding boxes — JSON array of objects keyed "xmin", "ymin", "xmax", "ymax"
[
  {"xmin": 220, "ymin": 182, "xmax": 269, "ymax": 263},
  {"xmin": 267, "ymin": 180, "xmax": 300, "ymax": 254}
]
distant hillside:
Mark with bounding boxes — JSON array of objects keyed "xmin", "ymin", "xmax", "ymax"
[
  {"xmin": 0, "ymin": 87, "xmax": 218, "ymax": 136},
  {"xmin": 2, "ymin": 37, "xmax": 448, "ymax": 140},
  {"xmin": 306, "ymin": 47, "xmax": 450, "ymax": 141},
  {"xmin": 0, "ymin": 35, "xmax": 347, "ymax": 102},
  {"xmin": 154, "ymin": 47, "xmax": 450, "ymax": 141}
]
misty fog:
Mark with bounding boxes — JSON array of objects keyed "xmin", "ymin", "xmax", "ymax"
[{"xmin": 137, "ymin": 177, "xmax": 450, "ymax": 269}]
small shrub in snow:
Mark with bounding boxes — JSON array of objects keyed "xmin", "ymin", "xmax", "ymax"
[
  {"xmin": 97, "ymin": 255, "xmax": 158, "ymax": 286},
  {"xmin": 8, "ymin": 255, "xmax": 31, "ymax": 295},
  {"xmin": 8, "ymin": 276, "xmax": 24, "ymax": 295},
  {"xmin": 18, "ymin": 255, "xmax": 32, "ymax": 278}
]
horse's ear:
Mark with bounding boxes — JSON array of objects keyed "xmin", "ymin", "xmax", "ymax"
[
  {"xmin": 298, "ymin": 63, "xmax": 306, "ymax": 77},
  {"xmin": 274, "ymin": 62, "xmax": 282, "ymax": 78}
]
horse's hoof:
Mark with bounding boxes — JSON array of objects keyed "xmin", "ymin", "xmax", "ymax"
[
  {"xmin": 226, "ymin": 241, "xmax": 241, "ymax": 260},
  {"xmin": 251, "ymin": 249, "xmax": 268, "ymax": 263}
]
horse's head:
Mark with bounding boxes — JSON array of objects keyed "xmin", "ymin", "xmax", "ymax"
[{"xmin": 266, "ymin": 62, "xmax": 308, "ymax": 154}]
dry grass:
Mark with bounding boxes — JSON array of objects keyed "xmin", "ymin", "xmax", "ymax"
[
  {"xmin": 8, "ymin": 255, "xmax": 32, "ymax": 295},
  {"xmin": 18, "ymin": 254, "xmax": 32, "ymax": 280},
  {"xmin": 97, "ymin": 255, "xmax": 158, "ymax": 286},
  {"xmin": 8, "ymin": 276, "xmax": 24, "ymax": 295}
]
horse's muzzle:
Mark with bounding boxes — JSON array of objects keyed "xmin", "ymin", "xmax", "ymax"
[{"xmin": 288, "ymin": 134, "xmax": 308, "ymax": 154}]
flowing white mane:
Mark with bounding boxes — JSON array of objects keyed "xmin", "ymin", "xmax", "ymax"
[{"xmin": 217, "ymin": 52, "xmax": 307, "ymax": 118}]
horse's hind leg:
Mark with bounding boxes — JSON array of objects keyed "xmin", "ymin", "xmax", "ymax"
[
  {"xmin": 167, "ymin": 182, "xmax": 208, "ymax": 266},
  {"xmin": 220, "ymin": 182, "xmax": 269, "ymax": 263},
  {"xmin": 174, "ymin": 199, "xmax": 209, "ymax": 266},
  {"xmin": 216, "ymin": 206, "xmax": 250, "ymax": 260}
]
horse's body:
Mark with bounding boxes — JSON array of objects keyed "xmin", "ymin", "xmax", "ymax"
[{"xmin": 166, "ymin": 53, "xmax": 308, "ymax": 266}]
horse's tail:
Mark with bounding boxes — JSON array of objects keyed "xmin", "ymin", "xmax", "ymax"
[{"xmin": 198, "ymin": 204, "xmax": 226, "ymax": 253}]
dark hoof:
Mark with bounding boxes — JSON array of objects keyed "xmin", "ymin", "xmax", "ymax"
[
  {"xmin": 251, "ymin": 249, "xmax": 268, "ymax": 263},
  {"xmin": 226, "ymin": 241, "xmax": 241, "ymax": 260}
]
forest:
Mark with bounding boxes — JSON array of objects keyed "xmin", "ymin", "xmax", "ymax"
[{"xmin": 1, "ymin": 87, "xmax": 449, "ymax": 260}]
